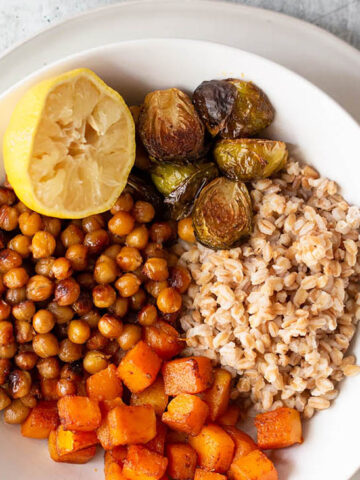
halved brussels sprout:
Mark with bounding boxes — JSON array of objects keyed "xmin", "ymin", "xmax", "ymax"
[
  {"xmin": 193, "ymin": 177, "xmax": 252, "ymax": 249},
  {"xmin": 214, "ymin": 139, "xmax": 288, "ymax": 181},
  {"xmin": 125, "ymin": 173, "xmax": 163, "ymax": 213},
  {"xmin": 193, "ymin": 80, "xmax": 237, "ymax": 136},
  {"xmin": 164, "ymin": 163, "xmax": 219, "ymax": 221},
  {"xmin": 221, "ymin": 79, "xmax": 274, "ymax": 138},
  {"xmin": 151, "ymin": 163, "xmax": 198, "ymax": 196},
  {"xmin": 138, "ymin": 88, "xmax": 205, "ymax": 163}
]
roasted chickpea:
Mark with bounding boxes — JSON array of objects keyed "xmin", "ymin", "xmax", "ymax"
[
  {"xmin": 116, "ymin": 246, "xmax": 143, "ymax": 272},
  {"xmin": 77, "ymin": 272, "xmax": 96, "ymax": 289},
  {"xmin": 32, "ymin": 310, "xmax": 55, "ymax": 334},
  {"xmin": 108, "ymin": 297, "xmax": 129, "ymax": 318},
  {"xmin": 56, "ymin": 378, "xmax": 77, "ymax": 397},
  {"xmin": 48, "ymin": 301, "xmax": 74, "ymax": 324},
  {"xmin": 14, "ymin": 351, "xmax": 38, "ymax": 371},
  {"xmin": 169, "ymin": 265, "xmax": 192, "ymax": 293},
  {"xmin": 132, "ymin": 201, "xmax": 155, "ymax": 223},
  {"xmin": 72, "ymin": 291, "xmax": 93, "ymax": 316},
  {"xmin": 0, "ymin": 205, "xmax": 19, "ymax": 231},
  {"xmin": 37, "ymin": 357, "xmax": 60, "ymax": 379},
  {"xmin": 126, "ymin": 225, "xmax": 149, "ymax": 250},
  {"xmin": 92, "ymin": 284, "xmax": 116, "ymax": 308},
  {"xmin": 61, "ymin": 224, "xmax": 84, "ymax": 247},
  {"xmin": 81, "ymin": 309, "xmax": 101, "ymax": 329},
  {"xmin": 4, "ymin": 399, "xmax": 30, "ymax": 424},
  {"xmin": 40, "ymin": 378, "xmax": 59, "ymax": 401},
  {"xmin": 58, "ymin": 338, "xmax": 83, "ymax": 363},
  {"xmin": 117, "ymin": 324, "xmax": 142, "ymax": 351},
  {"xmin": 31, "ymin": 231, "xmax": 56, "ymax": 258},
  {"xmin": 0, "ymin": 342, "xmax": 17, "ymax": 359},
  {"xmin": 68, "ymin": 319, "xmax": 91, "ymax": 344},
  {"xmin": 15, "ymin": 320, "xmax": 34, "ymax": 343},
  {"xmin": 103, "ymin": 244, "xmax": 122, "ymax": 261},
  {"xmin": 138, "ymin": 304, "xmax": 158, "ymax": 326},
  {"xmin": 26, "ymin": 275, "xmax": 54, "ymax": 301},
  {"xmin": 42, "ymin": 217, "xmax": 62, "ymax": 237},
  {"xmin": 0, "ymin": 187, "xmax": 16, "ymax": 206},
  {"xmin": 0, "ymin": 388, "xmax": 11, "ymax": 411},
  {"xmin": 0, "ymin": 320, "xmax": 14, "ymax": 345},
  {"xmin": 0, "ymin": 248, "xmax": 22, "ymax": 273},
  {"xmin": 111, "ymin": 193, "xmax": 134, "ymax": 214},
  {"xmin": 86, "ymin": 330, "xmax": 109, "ymax": 351},
  {"xmin": 0, "ymin": 358, "xmax": 11, "ymax": 384},
  {"xmin": 145, "ymin": 280, "xmax": 168, "ymax": 298},
  {"xmin": 60, "ymin": 363, "xmax": 83, "ymax": 382},
  {"xmin": 142, "ymin": 257, "xmax": 169, "ymax": 281},
  {"xmin": 32, "ymin": 333, "xmax": 59, "ymax": 358},
  {"xmin": 98, "ymin": 314, "xmax": 123, "ymax": 339},
  {"xmin": 108, "ymin": 212, "xmax": 135, "ymax": 236},
  {"xmin": 150, "ymin": 222, "xmax": 173, "ymax": 243},
  {"xmin": 52, "ymin": 257, "xmax": 73, "ymax": 280},
  {"xmin": 35, "ymin": 257, "xmax": 55, "ymax": 278},
  {"xmin": 12, "ymin": 300, "xmax": 36, "ymax": 322},
  {"xmin": 0, "ymin": 300, "xmax": 11, "ymax": 320},
  {"xmin": 8, "ymin": 234, "xmax": 32, "ymax": 257},
  {"xmin": 115, "ymin": 273, "xmax": 141, "ymax": 297},
  {"xmin": 94, "ymin": 255, "xmax": 117, "ymax": 284},
  {"xmin": 84, "ymin": 229, "xmax": 109, "ymax": 255},
  {"xmin": 143, "ymin": 242, "xmax": 167, "ymax": 260},
  {"xmin": 178, "ymin": 217, "xmax": 196, "ymax": 243},
  {"xmin": 19, "ymin": 212, "xmax": 42, "ymax": 236},
  {"xmin": 6, "ymin": 287, "xmax": 26, "ymax": 305},
  {"xmin": 20, "ymin": 388, "xmax": 40, "ymax": 408},
  {"xmin": 103, "ymin": 340, "xmax": 119, "ymax": 356},
  {"xmin": 54, "ymin": 277, "xmax": 80, "ymax": 306},
  {"xmin": 157, "ymin": 287, "xmax": 182, "ymax": 313},
  {"xmin": 14, "ymin": 201, "xmax": 30, "ymax": 214},
  {"xmin": 130, "ymin": 288, "xmax": 147, "ymax": 311},
  {"xmin": 82, "ymin": 214, "xmax": 105, "ymax": 233},
  {"xmin": 3, "ymin": 267, "xmax": 29, "ymax": 289},
  {"xmin": 0, "ymin": 275, "xmax": 5, "ymax": 296},
  {"xmin": 8, "ymin": 370, "xmax": 32, "ymax": 398},
  {"xmin": 83, "ymin": 350, "xmax": 108, "ymax": 374}
]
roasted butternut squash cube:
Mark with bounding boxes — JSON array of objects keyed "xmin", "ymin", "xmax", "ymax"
[
  {"xmin": 189, "ymin": 424, "xmax": 234, "ymax": 473},
  {"xmin": 97, "ymin": 417, "xmax": 114, "ymax": 450},
  {"xmin": 224, "ymin": 427, "xmax": 257, "ymax": 460},
  {"xmin": 229, "ymin": 449, "xmax": 278, "ymax": 480},
  {"xmin": 21, "ymin": 401, "xmax": 59, "ymax": 439},
  {"xmin": 254, "ymin": 407, "xmax": 302, "ymax": 449},
  {"xmin": 56, "ymin": 425, "xmax": 98, "ymax": 455},
  {"xmin": 108, "ymin": 404, "xmax": 156, "ymax": 445},
  {"xmin": 218, "ymin": 405, "xmax": 241, "ymax": 426},
  {"xmin": 104, "ymin": 447, "xmax": 128, "ymax": 480},
  {"xmin": 166, "ymin": 443, "xmax": 197, "ymax": 480},
  {"xmin": 194, "ymin": 469, "xmax": 227, "ymax": 480},
  {"xmin": 105, "ymin": 462, "xmax": 127, "ymax": 480},
  {"xmin": 117, "ymin": 341, "xmax": 162, "ymax": 393},
  {"xmin": 162, "ymin": 394, "xmax": 209, "ymax": 436},
  {"xmin": 48, "ymin": 430, "xmax": 96, "ymax": 464},
  {"xmin": 101, "ymin": 397, "xmax": 125, "ymax": 415},
  {"xmin": 105, "ymin": 446, "xmax": 128, "ymax": 464},
  {"xmin": 58, "ymin": 395, "xmax": 101, "ymax": 432},
  {"xmin": 87, "ymin": 364, "xmax": 123, "ymax": 401},
  {"xmin": 123, "ymin": 445, "xmax": 168, "ymax": 480},
  {"xmin": 203, "ymin": 369, "xmax": 232, "ymax": 421},
  {"xmin": 131, "ymin": 377, "xmax": 168, "ymax": 416},
  {"xmin": 162, "ymin": 357, "xmax": 213, "ymax": 395},
  {"xmin": 144, "ymin": 320, "xmax": 183, "ymax": 360},
  {"xmin": 146, "ymin": 420, "xmax": 167, "ymax": 455}
]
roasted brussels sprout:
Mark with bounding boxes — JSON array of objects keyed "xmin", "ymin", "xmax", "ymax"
[
  {"xmin": 138, "ymin": 88, "xmax": 205, "ymax": 163},
  {"xmin": 214, "ymin": 139, "xmax": 288, "ymax": 181},
  {"xmin": 151, "ymin": 163, "xmax": 198, "ymax": 196},
  {"xmin": 193, "ymin": 177, "xmax": 252, "ymax": 249},
  {"xmin": 193, "ymin": 80, "xmax": 237, "ymax": 136},
  {"xmin": 222, "ymin": 79, "xmax": 274, "ymax": 138},
  {"xmin": 164, "ymin": 163, "xmax": 219, "ymax": 221},
  {"xmin": 125, "ymin": 173, "xmax": 163, "ymax": 213}
]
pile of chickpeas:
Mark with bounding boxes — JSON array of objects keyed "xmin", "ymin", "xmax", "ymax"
[{"xmin": 0, "ymin": 184, "xmax": 196, "ymax": 426}]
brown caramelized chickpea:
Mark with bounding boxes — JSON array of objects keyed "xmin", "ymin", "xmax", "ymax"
[
  {"xmin": 32, "ymin": 333, "xmax": 59, "ymax": 358},
  {"xmin": 61, "ymin": 224, "xmax": 84, "ymax": 247},
  {"xmin": 86, "ymin": 330, "xmax": 109, "ymax": 351},
  {"xmin": 52, "ymin": 257, "xmax": 73, "ymax": 280},
  {"xmin": 0, "ymin": 205, "xmax": 19, "ymax": 231},
  {"xmin": 14, "ymin": 201, "xmax": 30, "ymax": 214},
  {"xmin": 132, "ymin": 201, "xmax": 155, "ymax": 223},
  {"xmin": 94, "ymin": 255, "xmax": 117, "ymax": 284},
  {"xmin": 0, "ymin": 358, "xmax": 11, "ymax": 384},
  {"xmin": 37, "ymin": 357, "xmax": 60, "ymax": 379},
  {"xmin": 103, "ymin": 244, "xmax": 122, "ymax": 260},
  {"xmin": 65, "ymin": 244, "xmax": 88, "ymax": 271},
  {"xmin": 58, "ymin": 338, "xmax": 83, "ymax": 363},
  {"xmin": 0, "ymin": 248, "xmax": 22, "ymax": 273},
  {"xmin": 31, "ymin": 231, "xmax": 56, "ymax": 258},
  {"xmin": 26, "ymin": 275, "xmax": 53, "ymax": 301},
  {"xmin": 32, "ymin": 310, "xmax": 55, "ymax": 334},
  {"xmin": 40, "ymin": 378, "xmax": 59, "ymax": 401},
  {"xmin": 111, "ymin": 193, "xmax": 134, "ymax": 214},
  {"xmin": 0, "ymin": 187, "xmax": 16, "ymax": 206},
  {"xmin": 92, "ymin": 284, "xmax": 116, "ymax": 308},
  {"xmin": 8, "ymin": 234, "xmax": 31, "ymax": 257},
  {"xmin": 6, "ymin": 286, "xmax": 27, "ymax": 305},
  {"xmin": 178, "ymin": 217, "xmax": 196, "ymax": 243},
  {"xmin": 145, "ymin": 280, "xmax": 168, "ymax": 298},
  {"xmin": 103, "ymin": 340, "xmax": 119, "ymax": 356},
  {"xmin": 0, "ymin": 275, "xmax": 5, "ymax": 296},
  {"xmin": 3, "ymin": 267, "xmax": 29, "ymax": 289},
  {"xmin": 81, "ymin": 309, "xmax": 101, "ymax": 329},
  {"xmin": 72, "ymin": 291, "xmax": 93, "ymax": 316},
  {"xmin": 20, "ymin": 387, "xmax": 40, "ymax": 408},
  {"xmin": 109, "ymin": 297, "xmax": 129, "ymax": 318},
  {"xmin": 98, "ymin": 314, "xmax": 123, "ymax": 339},
  {"xmin": 0, "ymin": 388, "xmax": 11, "ymax": 411},
  {"xmin": 12, "ymin": 300, "xmax": 35, "ymax": 321},
  {"xmin": 126, "ymin": 226, "xmax": 149, "ymax": 250},
  {"xmin": 60, "ymin": 363, "xmax": 82, "ymax": 382},
  {"xmin": 143, "ymin": 257, "xmax": 169, "ymax": 281},
  {"xmin": 82, "ymin": 214, "xmax": 105, "ymax": 233},
  {"xmin": 42, "ymin": 217, "xmax": 62, "ymax": 237},
  {"xmin": 48, "ymin": 301, "xmax": 74, "ymax": 324},
  {"xmin": 68, "ymin": 319, "xmax": 91, "ymax": 344},
  {"xmin": 115, "ymin": 273, "xmax": 141, "ymax": 298},
  {"xmin": 19, "ymin": 212, "xmax": 42, "ymax": 236},
  {"xmin": 116, "ymin": 246, "xmax": 143, "ymax": 272},
  {"xmin": 35, "ymin": 257, "xmax": 55, "ymax": 278},
  {"xmin": 0, "ymin": 300, "xmax": 11, "ymax": 320},
  {"xmin": 83, "ymin": 350, "xmax": 108, "ymax": 374},
  {"xmin": 0, "ymin": 342, "xmax": 17, "ymax": 359},
  {"xmin": 14, "ymin": 351, "xmax": 38, "ymax": 370},
  {"xmin": 138, "ymin": 304, "xmax": 158, "ymax": 326},
  {"xmin": 130, "ymin": 288, "xmax": 147, "ymax": 311},
  {"xmin": 144, "ymin": 242, "xmax": 167, "ymax": 260},
  {"xmin": 169, "ymin": 265, "xmax": 192, "ymax": 293},
  {"xmin": 84, "ymin": 229, "xmax": 109, "ymax": 254},
  {"xmin": 8, "ymin": 370, "xmax": 32, "ymax": 398},
  {"xmin": 157, "ymin": 287, "xmax": 182, "ymax": 313},
  {"xmin": 108, "ymin": 212, "xmax": 135, "ymax": 236},
  {"xmin": 56, "ymin": 378, "xmax": 77, "ymax": 397},
  {"xmin": 77, "ymin": 272, "xmax": 96, "ymax": 289},
  {"xmin": 150, "ymin": 222, "xmax": 173, "ymax": 243},
  {"xmin": 54, "ymin": 277, "xmax": 80, "ymax": 306},
  {"xmin": 4, "ymin": 399, "xmax": 30, "ymax": 424},
  {"xmin": 15, "ymin": 320, "xmax": 34, "ymax": 343},
  {"xmin": 117, "ymin": 324, "xmax": 142, "ymax": 351},
  {"xmin": 0, "ymin": 320, "xmax": 14, "ymax": 345}
]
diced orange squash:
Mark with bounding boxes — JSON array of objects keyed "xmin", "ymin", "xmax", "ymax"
[
  {"xmin": 162, "ymin": 357, "xmax": 213, "ymax": 395},
  {"xmin": 105, "ymin": 462, "xmax": 127, "ymax": 480},
  {"xmin": 21, "ymin": 401, "xmax": 59, "ymax": 439},
  {"xmin": 144, "ymin": 320, "xmax": 183, "ymax": 360},
  {"xmin": 97, "ymin": 417, "xmax": 114, "ymax": 450},
  {"xmin": 146, "ymin": 420, "xmax": 167, "ymax": 455},
  {"xmin": 228, "ymin": 450, "xmax": 278, "ymax": 480},
  {"xmin": 194, "ymin": 469, "xmax": 227, "ymax": 480},
  {"xmin": 203, "ymin": 369, "xmax": 232, "ymax": 421},
  {"xmin": 104, "ymin": 447, "xmax": 128, "ymax": 480},
  {"xmin": 101, "ymin": 397, "xmax": 125, "ymax": 415},
  {"xmin": 218, "ymin": 405, "xmax": 241, "ymax": 426},
  {"xmin": 131, "ymin": 377, "xmax": 168, "ymax": 415},
  {"xmin": 117, "ymin": 341, "xmax": 162, "ymax": 393},
  {"xmin": 58, "ymin": 395, "xmax": 101, "ymax": 432},
  {"xmin": 48, "ymin": 430, "xmax": 96, "ymax": 464},
  {"xmin": 189, "ymin": 424, "xmax": 235, "ymax": 473},
  {"xmin": 254, "ymin": 407, "xmax": 302, "ymax": 449},
  {"xmin": 87, "ymin": 364, "xmax": 123, "ymax": 401},
  {"xmin": 108, "ymin": 404, "xmax": 156, "ymax": 445},
  {"xmin": 166, "ymin": 443, "xmax": 197, "ymax": 480},
  {"xmin": 41, "ymin": 378, "xmax": 59, "ymax": 401},
  {"xmin": 105, "ymin": 446, "xmax": 128, "ymax": 464},
  {"xmin": 166, "ymin": 430, "xmax": 188, "ymax": 444},
  {"xmin": 55, "ymin": 425, "xmax": 98, "ymax": 455},
  {"xmin": 123, "ymin": 445, "xmax": 168, "ymax": 480},
  {"xmin": 224, "ymin": 427, "xmax": 257, "ymax": 460},
  {"xmin": 162, "ymin": 394, "xmax": 209, "ymax": 436}
]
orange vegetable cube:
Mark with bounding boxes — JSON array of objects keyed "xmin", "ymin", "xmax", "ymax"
[
  {"xmin": 189, "ymin": 424, "xmax": 235, "ymax": 473},
  {"xmin": 48, "ymin": 430, "xmax": 96, "ymax": 464},
  {"xmin": 162, "ymin": 357, "xmax": 213, "ymax": 395},
  {"xmin": 229, "ymin": 450, "xmax": 278, "ymax": 480},
  {"xmin": 123, "ymin": 445, "xmax": 168, "ymax": 480},
  {"xmin": 21, "ymin": 401, "xmax": 59, "ymax": 439},
  {"xmin": 166, "ymin": 443, "xmax": 197, "ymax": 480},
  {"xmin": 194, "ymin": 469, "xmax": 227, "ymax": 480},
  {"xmin": 144, "ymin": 320, "xmax": 183, "ymax": 360},
  {"xmin": 254, "ymin": 407, "xmax": 302, "ymax": 449},
  {"xmin": 146, "ymin": 420, "xmax": 167, "ymax": 455},
  {"xmin": 101, "ymin": 397, "xmax": 125, "ymax": 415},
  {"xmin": 56, "ymin": 425, "xmax": 98, "ymax": 455},
  {"xmin": 58, "ymin": 395, "xmax": 101, "ymax": 432},
  {"xmin": 218, "ymin": 405, "xmax": 241, "ymax": 426},
  {"xmin": 104, "ymin": 447, "xmax": 128, "ymax": 480},
  {"xmin": 117, "ymin": 341, "xmax": 162, "ymax": 393},
  {"xmin": 224, "ymin": 427, "xmax": 257, "ymax": 460},
  {"xmin": 130, "ymin": 376, "xmax": 168, "ymax": 415},
  {"xmin": 87, "ymin": 364, "xmax": 123, "ymax": 401},
  {"xmin": 108, "ymin": 404, "xmax": 156, "ymax": 445},
  {"xmin": 105, "ymin": 462, "xmax": 127, "ymax": 480},
  {"xmin": 203, "ymin": 369, "xmax": 232, "ymax": 421},
  {"xmin": 105, "ymin": 446, "xmax": 128, "ymax": 464},
  {"xmin": 97, "ymin": 417, "xmax": 114, "ymax": 451},
  {"xmin": 166, "ymin": 430, "xmax": 188, "ymax": 444},
  {"xmin": 162, "ymin": 394, "xmax": 209, "ymax": 436}
]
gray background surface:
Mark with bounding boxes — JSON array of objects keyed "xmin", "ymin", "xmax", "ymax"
[{"xmin": 0, "ymin": 0, "xmax": 359, "ymax": 54}]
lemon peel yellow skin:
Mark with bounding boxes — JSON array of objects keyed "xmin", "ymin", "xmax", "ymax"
[{"xmin": 3, "ymin": 68, "xmax": 136, "ymax": 219}]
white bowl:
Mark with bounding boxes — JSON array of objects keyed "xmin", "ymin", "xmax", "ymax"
[{"xmin": 0, "ymin": 39, "xmax": 359, "ymax": 480}]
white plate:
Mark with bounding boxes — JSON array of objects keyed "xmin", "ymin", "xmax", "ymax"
[{"xmin": 0, "ymin": 38, "xmax": 359, "ymax": 480}]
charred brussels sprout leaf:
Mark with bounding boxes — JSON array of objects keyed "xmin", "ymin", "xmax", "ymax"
[
  {"xmin": 221, "ymin": 79, "xmax": 275, "ymax": 138},
  {"xmin": 214, "ymin": 139, "xmax": 288, "ymax": 181},
  {"xmin": 193, "ymin": 177, "xmax": 253, "ymax": 249},
  {"xmin": 125, "ymin": 173, "xmax": 163, "ymax": 213},
  {"xmin": 151, "ymin": 163, "xmax": 198, "ymax": 196},
  {"xmin": 164, "ymin": 163, "xmax": 219, "ymax": 221},
  {"xmin": 138, "ymin": 88, "xmax": 205, "ymax": 163},
  {"xmin": 193, "ymin": 80, "xmax": 237, "ymax": 136}
]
